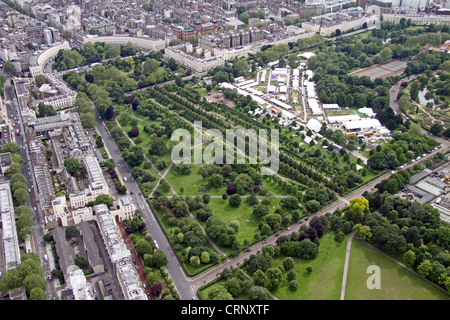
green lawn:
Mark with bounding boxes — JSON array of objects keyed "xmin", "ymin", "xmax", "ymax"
[
  {"xmin": 345, "ymin": 238, "xmax": 449, "ymax": 300},
  {"xmin": 203, "ymin": 197, "xmax": 282, "ymax": 251},
  {"xmin": 270, "ymin": 232, "xmax": 348, "ymax": 300},
  {"xmin": 165, "ymin": 165, "xmax": 226, "ymax": 196}
]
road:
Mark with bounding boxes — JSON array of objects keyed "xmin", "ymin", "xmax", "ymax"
[
  {"xmin": 5, "ymin": 80, "xmax": 59, "ymax": 299},
  {"xmin": 91, "ymin": 107, "xmax": 195, "ymax": 300},
  {"xmin": 189, "ymin": 140, "xmax": 448, "ymax": 292}
]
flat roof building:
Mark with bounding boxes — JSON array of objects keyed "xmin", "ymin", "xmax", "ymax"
[
  {"xmin": 308, "ymin": 98, "xmax": 322, "ymax": 115},
  {"xmin": 343, "ymin": 118, "xmax": 382, "ymax": 131},
  {"xmin": 0, "ymin": 180, "xmax": 21, "ymax": 271}
]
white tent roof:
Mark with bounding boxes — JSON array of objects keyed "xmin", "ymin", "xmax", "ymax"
[
  {"xmin": 328, "ymin": 114, "xmax": 361, "ymax": 123},
  {"xmin": 306, "ymin": 118, "xmax": 322, "ymax": 132},
  {"xmin": 343, "ymin": 118, "xmax": 382, "ymax": 130},
  {"xmin": 308, "ymin": 98, "xmax": 321, "ymax": 115}
]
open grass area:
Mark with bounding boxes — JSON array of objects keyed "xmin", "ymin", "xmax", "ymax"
[
  {"xmin": 270, "ymin": 232, "xmax": 348, "ymax": 300},
  {"xmin": 165, "ymin": 165, "xmax": 227, "ymax": 196},
  {"xmin": 203, "ymin": 197, "xmax": 282, "ymax": 252},
  {"xmin": 345, "ymin": 238, "xmax": 449, "ymax": 300}
]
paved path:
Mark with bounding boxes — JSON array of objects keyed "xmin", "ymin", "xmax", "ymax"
[{"xmin": 340, "ymin": 232, "xmax": 354, "ymax": 300}]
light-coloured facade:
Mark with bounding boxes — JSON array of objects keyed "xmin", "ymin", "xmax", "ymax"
[
  {"xmin": 382, "ymin": 14, "xmax": 450, "ymax": 25},
  {"xmin": 94, "ymin": 204, "xmax": 147, "ymax": 300},
  {"xmin": 29, "ymin": 42, "xmax": 70, "ymax": 77},
  {"xmin": 72, "ymin": 207, "xmax": 94, "ymax": 225},
  {"xmin": 82, "ymin": 35, "xmax": 165, "ymax": 52},
  {"xmin": 66, "ymin": 265, "xmax": 94, "ymax": 300},
  {"xmin": 164, "ymin": 46, "xmax": 224, "ymax": 73},
  {"xmin": 69, "ymin": 156, "xmax": 109, "ymax": 209},
  {"xmin": 0, "ymin": 181, "xmax": 21, "ymax": 271}
]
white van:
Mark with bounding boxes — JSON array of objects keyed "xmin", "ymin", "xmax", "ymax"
[{"xmin": 44, "ymin": 254, "xmax": 48, "ymax": 262}]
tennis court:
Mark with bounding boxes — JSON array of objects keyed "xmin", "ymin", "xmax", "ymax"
[{"xmin": 352, "ymin": 60, "xmax": 407, "ymax": 80}]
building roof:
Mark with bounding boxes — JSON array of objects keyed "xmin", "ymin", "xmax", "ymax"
[
  {"xmin": 343, "ymin": 118, "xmax": 382, "ymax": 130},
  {"xmin": 328, "ymin": 114, "xmax": 361, "ymax": 123},
  {"xmin": 308, "ymin": 98, "xmax": 321, "ymax": 115},
  {"xmin": 306, "ymin": 118, "xmax": 322, "ymax": 132}
]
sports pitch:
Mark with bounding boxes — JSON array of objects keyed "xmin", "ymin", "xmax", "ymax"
[{"xmin": 352, "ymin": 60, "xmax": 407, "ymax": 80}]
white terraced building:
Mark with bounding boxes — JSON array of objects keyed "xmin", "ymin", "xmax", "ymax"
[
  {"xmin": 94, "ymin": 204, "xmax": 147, "ymax": 300},
  {"xmin": 0, "ymin": 181, "xmax": 21, "ymax": 271},
  {"xmin": 69, "ymin": 156, "xmax": 109, "ymax": 209}
]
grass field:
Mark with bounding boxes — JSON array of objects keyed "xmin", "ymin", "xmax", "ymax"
[
  {"xmin": 203, "ymin": 197, "xmax": 282, "ymax": 251},
  {"xmin": 270, "ymin": 232, "xmax": 348, "ymax": 300},
  {"xmin": 165, "ymin": 165, "xmax": 227, "ymax": 196},
  {"xmin": 345, "ymin": 238, "xmax": 449, "ymax": 300}
]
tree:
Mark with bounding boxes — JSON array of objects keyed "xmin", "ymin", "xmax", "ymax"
[
  {"xmin": 379, "ymin": 47, "xmax": 392, "ymax": 62},
  {"xmin": 349, "ymin": 197, "xmax": 369, "ymax": 218},
  {"xmin": 80, "ymin": 113, "xmax": 96, "ymax": 128},
  {"xmin": 62, "ymin": 30, "xmax": 71, "ymax": 40},
  {"xmin": 253, "ymin": 203, "xmax": 269, "ymax": 217},
  {"xmin": 189, "ymin": 35, "xmax": 198, "ymax": 46},
  {"xmin": 353, "ymin": 223, "xmax": 372, "ymax": 241},
  {"xmin": 128, "ymin": 128, "xmax": 140, "ymax": 138},
  {"xmin": 289, "ymin": 280, "xmax": 298, "ymax": 291},
  {"xmin": 208, "ymin": 285, "xmax": 233, "ymax": 300},
  {"xmin": 94, "ymin": 194, "xmax": 114, "ymax": 207},
  {"xmin": 152, "ymin": 250, "xmax": 168, "ymax": 268},
  {"xmin": 4, "ymin": 60, "xmax": 16, "ymax": 75},
  {"xmin": 403, "ymin": 250, "xmax": 416, "ymax": 266},
  {"xmin": 65, "ymin": 225, "xmax": 78, "ymax": 239},
  {"xmin": 30, "ymin": 287, "xmax": 47, "ymax": 300},
  {"xmin": 74, "ymin": 254, "xmax": 88, "ymax": 268},
  {"xmin": 209, "ymin": 174, "xmax": 223, "ymax": 188},
  {"xmin": 105, "ymin": 105, "xmax": 115, "ymax": 120},
  {"xmin": 225, "ymin": 277, "xmax": 242, "ymax": 297},
  {"xmin": 249, "ymin": 286, "xmax": 270, "ymax": 300},
  {"xmin": 23, "ymin": 274, "xmax": 46, "ymax": 296},
  {"xmin": 265, "ymin": 267, "xmax": 283, "ymax": 290},
  {"xmin": 305, "ymin": 200, "xmax": 321, "ymax": 213},
  {"xmin": 64, "ymin": 157, "xmax": 80, "ymax": 175},
  {"xmin": 1, "ymin": 142, "xmax": 20, "ymax": 154},
  {"xmin": 150, "ymin": 282, "xmax": 163, "ymax": 297},
  {"xmin": 169, "ymin": 38, "xmax": 181, "ymax": 47},
  {"xmin": 38, "ymin": 103, "xmax": 56, "ymax": 117},
  {"xmin": 430, "ymin": 123, "xmax": 444, "ymax": 137},
  {"xmin": 34, "ymin": 74, "xmax": 47, "ymax": 87},
  {"xmin": 417, "ymin": 259, "xmax": 433, "ymax": 278},
  {"xmin": 135, "ymin": 239, "xmax": 153, "ymax": 256},
  {"xmin": 13, "ymin": 188, "xmax": 29, "ymax": 205},
  {"xmin": 280, "ymin": 196, "xmax": 300, "ymax": 210},
  {"xmin": 229, "ymin": 194, "xmax": 241, "ymax": 208},
  {"xmin": 149, "ymin": 137, "xmax": 166, "ymax": 155},
  {"xmin": 283, "ymin": 257, "xmax": 294, "ymax": 271},
  {"xmin": 226, "ymin": 184, "xmax": 237, "ymax": 195},
  {"xmin": 206, "ymin": 216, "xmax": 226, "ymax": 239}
]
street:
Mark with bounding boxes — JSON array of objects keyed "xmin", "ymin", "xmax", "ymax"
[
  {"xmin": 4, "ymin": 81, "xmax": 59, "ymax": 299},
  {"xmin": 91, "ymin": 108, "xmax": 195, "ymax": 300}
]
